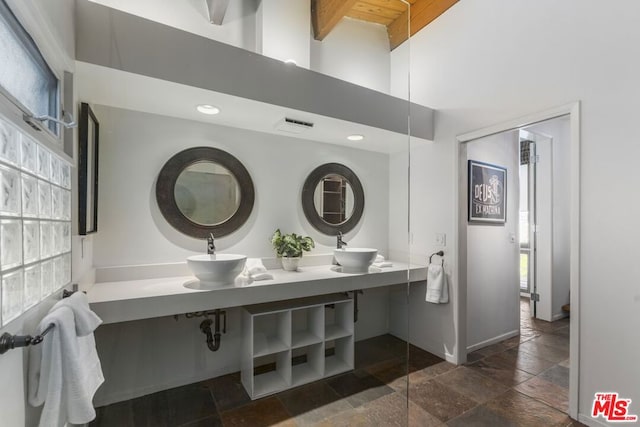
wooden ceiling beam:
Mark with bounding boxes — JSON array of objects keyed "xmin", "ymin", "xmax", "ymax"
[
  {"xmin": 349, "ymin": 1, "xmax": 404, "ymax": 20},
  {"xmin": 387, "ymin": 0, "xmax": 458, "ymax": 50},
  {"xmin": 312, "ymin": 0, "xmax": 359, "ymax": 40},
  {"xmin": 345, "ymin": 9, "xmax": 396, "ymax": 26}
]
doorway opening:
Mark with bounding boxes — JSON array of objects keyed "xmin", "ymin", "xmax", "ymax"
[{"xmin": 455, "ymin": 103, "xmax": 581, "ymax": 419}]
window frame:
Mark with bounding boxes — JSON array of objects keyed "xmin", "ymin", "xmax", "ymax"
[{"xmin": 0, "ymin": 0, "xmax": 62, "ymax": 138}]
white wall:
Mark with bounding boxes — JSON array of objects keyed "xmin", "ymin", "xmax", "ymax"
[
  {"xmin": 311, "ymin": 17, "xmax": 391, "ymax": 94},
  {"xmin": 92, "ymin": 105, "xmax": 390, "ymax": 266},
  {"xmin": 256, "ymin": 0, "xmax": 311, "ymax": 68},
  {"xmin": 89, "ymin": 105, "xmax": 396, "ymax": 404},
  {"xmin": 526, "ymin": 118, "xmax": 571, "ymax": 321},
  {"xmin": 88, "ymin": 0, "xmax": 258, "ymax": 52},
  {"xmin": 389, "ymin": 0, "xmax": 640, "ymax": 419},
  {"xmin": 464, "ymin": 131, "xmax": 520, "ymax": 350}
]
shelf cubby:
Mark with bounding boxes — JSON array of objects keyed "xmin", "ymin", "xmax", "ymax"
[
  {"xmin": 324, "ymin": 300, "xmax": 354, "ymax": 340},
  {"xmin": 291, "ymin": 306, "xmax": 323, "ymax": 349},
  {"xmin": 324, "ymin": 336, "xmax": 354, "ymax": 377},
  {"xmin": 252, "ymin": 311, "xmax": 290, "ymax": 357},
  {"xmin": 251, "ymin": 351, "xmax": 291, "ymax": 398},
  {"xmin": 291, "ymin": 343, "xmax": 323, "ymax": 387}
]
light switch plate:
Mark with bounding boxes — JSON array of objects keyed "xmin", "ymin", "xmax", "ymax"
[{"xmin": 435, "ymin": 233, "xmax": 446, "ymax": 247}]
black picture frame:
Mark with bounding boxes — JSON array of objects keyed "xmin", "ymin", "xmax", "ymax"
[
  {"xmin": 468, "ymin": 160, "xmax": 507, "ymax": 224},
  {"xmin": 78, "ymin": 102, "xmax": 99, "ymax": 235}
]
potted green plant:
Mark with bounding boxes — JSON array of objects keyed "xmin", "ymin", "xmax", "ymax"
[{"xmin": 271, "ymin": 229, "xmax": 315, "ymax": 271}]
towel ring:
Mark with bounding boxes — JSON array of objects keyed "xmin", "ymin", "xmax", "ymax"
[{"xmin": 429, "ymin": 250, "xmax": 444, "ymax": 266}]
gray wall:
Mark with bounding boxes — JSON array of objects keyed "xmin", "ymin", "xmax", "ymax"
[{"xmin": 74, "ymin": 0, "xmax": 433, "ymax": 141}]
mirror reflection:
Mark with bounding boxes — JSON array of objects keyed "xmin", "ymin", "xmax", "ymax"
[
  {"xmin": 156, "ymin": 146, "xmax": 255, "ymax": 238},
  {"xmin": 302, "ymin": 163, "xmax": 365, "ymax": 235},
  {"xmin": 174, "ymin": 162, "xmax": 241, "ymax": 226},
  {"xmin": 313, "ymin": 174, "xmax": 355, "ymax": 225}
]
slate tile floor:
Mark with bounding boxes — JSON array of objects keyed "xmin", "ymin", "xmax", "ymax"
[{"xmin": 92, "ymin": 300, "xmax": 583, "ymax": 426}]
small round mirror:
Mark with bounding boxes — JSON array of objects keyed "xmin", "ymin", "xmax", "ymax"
[
  {"xmin": 156, "ymin": 147, "xmax": 254, "ymax": 238},
  {"xmin": 174, "ymin": 162, "xmax": 241, "ymax": 226},
  {"xmin": 312, "ymin": 174, "xmax": 355, "ymax": 225},
  {"xmin": 302, "ymin": 163, "xmax": 364, "ymax": 235}
]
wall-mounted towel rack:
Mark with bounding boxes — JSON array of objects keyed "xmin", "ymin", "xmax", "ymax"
[
  {"xmin": 429, "ymin": 250, "xmax": 445, "ymax": 265},
  {"xmin": 0, "ymin": 286, "xmax": 79, "ymax": 355}
]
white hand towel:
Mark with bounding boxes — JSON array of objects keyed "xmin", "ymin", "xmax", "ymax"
[
  {"xmin": 28, "ymin": 293, "xmax": 104, "ymax": 427},
  {"xmin": 425, "ymin": 263, "xmax": 448, "ymax": 304},
  {"xmin": 373, "ymin": 261, "xmax": 393, "ymax": 268},
  {"xmin": 246, "ymin": 258, "xmax": 268, "ymax": 276},
  {"xmin": 251, "ymin": 272, "xmax": 274, "ymax": 281},
  {"xmin": 235, "ymin": 259, "xmax": 274, "ymax": 286},
  {"xmin": 234, "ymin": 273, "xmax": 252, "ymax": 286},
  {"xmin": 375, "ymin": 255, "xmax": 385, "ymax": 263}
]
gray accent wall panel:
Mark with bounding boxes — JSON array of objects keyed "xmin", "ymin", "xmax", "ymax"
[{"xmin": 75, "ymin": 1, "xmax": 433, "ymax": 140}]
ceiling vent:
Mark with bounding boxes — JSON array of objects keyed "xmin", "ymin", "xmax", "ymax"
[{"xmin": 275, "ymin": 117, "xmax": 314, "ymax": 134}]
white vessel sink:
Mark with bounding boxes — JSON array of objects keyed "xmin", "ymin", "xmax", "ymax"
[
  {"xmin": 334, "ymin": 248, "xmax": 378, "ymax": 273},
  {"xmin": 187, "ymin": 254, "xmax": 247, "ymax": 288}
]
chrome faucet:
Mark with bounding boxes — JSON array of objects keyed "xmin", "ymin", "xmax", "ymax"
[
  {"xmin": 207, "ymin": 233, "xmax": 216, "ymax": 255},
  {"xmin": 336, "ymin": 231, "xmax": 347, "ymax": 249}
]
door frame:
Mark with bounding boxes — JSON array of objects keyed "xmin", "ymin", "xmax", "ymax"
[
  {"xmin": 520, "ymin": 129, "xmax": 554, "ymax": 321},
  {"xmin": 453, "ymin": 102, "xmax": 581, "ymax": 418}
]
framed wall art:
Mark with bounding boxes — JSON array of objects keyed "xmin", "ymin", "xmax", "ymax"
[{"xmin": 468, "ymin": 160, "xmax": 506, "ymax": 224}]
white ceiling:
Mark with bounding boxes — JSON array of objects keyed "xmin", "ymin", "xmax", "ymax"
[{"xmin": 75, "ymin": 62, "xmax": 428, "ymax": 154}]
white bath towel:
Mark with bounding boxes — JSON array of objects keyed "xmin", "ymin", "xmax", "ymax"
[
  {"xmin": 425, "ymin": 263, "xmax": 448, "ymax": 304},
  {"xmin": 28, "ymin": 292, "xmax": 104, "ymax": 427},
  {"xmin": 235, "ymin": 258, "xmax": 274, "ymax": 286}
]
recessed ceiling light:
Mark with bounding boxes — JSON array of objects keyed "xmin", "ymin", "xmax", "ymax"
[
  {"xmin": 347, "ymin": 134, "xmax": 364, "ymax": 141},
  {"xmin": 284, "ymin": 59, "xmax": 298, "ymax": 65},
  {"xmin": 196, "ymin": 104, "xmax": 220, "ymax": 115}
]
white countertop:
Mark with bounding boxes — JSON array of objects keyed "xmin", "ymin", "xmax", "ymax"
[{"xmin": 88, "ymin": 262, "xmax": 427, "ymax": 324}]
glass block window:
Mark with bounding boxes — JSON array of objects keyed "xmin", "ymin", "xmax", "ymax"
[
  {"xmin": 0, "ymin": 1, "xmax": 59, "ymax": 134},
  {"xmin": 0, "ymin": 115, "xmax": 71, "ymax": 327}
]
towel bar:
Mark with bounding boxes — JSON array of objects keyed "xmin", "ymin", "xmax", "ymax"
[
  {"xmin": 429, "ymin": 250, "xmax": 445, "ymax": 265},
  {"xmin": 0, "ymin": 286, "xmax": 79, "ymax": 355}
]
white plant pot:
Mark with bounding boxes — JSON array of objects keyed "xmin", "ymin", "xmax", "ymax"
[{"xmin": 281, "ymin": 256, "xmax": 301, "ymax": 271}]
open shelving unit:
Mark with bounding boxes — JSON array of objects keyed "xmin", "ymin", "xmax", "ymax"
[{"xmin": 242, "ymin": 294, "xmax": 354, "ymax": 399}]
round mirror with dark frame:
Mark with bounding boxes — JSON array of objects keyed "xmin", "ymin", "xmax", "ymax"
[
  {"xmin": 156, "ymin": 147, "xmax": 254, "ymax": 238},
  {"xmin": 302, "ymin": 163, "xmax": 364, "ymax": 235}
]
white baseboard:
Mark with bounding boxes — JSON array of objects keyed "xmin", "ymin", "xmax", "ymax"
[
  {"xmin": 444, "ymin": 352, "xmax": 456, "ymax": 364},
  {"xmin": 578, "ymin": 413, "xmax": 610, "ymax": 427},
  {"xmin": 552, "ymin": 312, "xmax": 570, "ymax": 321},
  {"xmin": 466, "ymin": 330, "xmax": 519, "ymax": 353}
]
